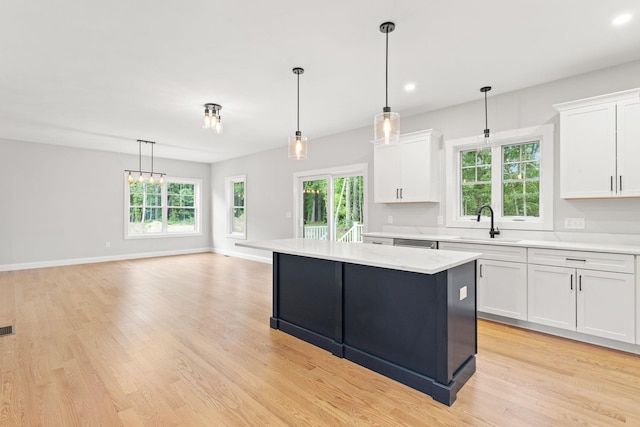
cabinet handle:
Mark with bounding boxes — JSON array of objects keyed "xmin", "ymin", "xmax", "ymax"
[
  {"xmin": 371, "ymin": 242, "xmax": 383, "ymax": 245},
  {"xmin": 579, "ymin": 275, "xmax": 582, "ymax": 292},
  {"xmin": 611, "ymin": 176, "xmax": 613, "ymax": 192},
  {"xmin": 400, "ymin": 188, "xmax": 403, "ymax": 199},
  {"xmin": 566, "ymin": 258, "xmax": 586, "ymax": 262},
  {"xmin": 396, "ymin": 188, "xmax": 399, "ymax": 199},
  {"xmin": 570, "ymin": 274, "xmax": 573, "ymax": 290},
  {"xmin": 620, "ymin": 175, "xmax": 623, "ymax": 192},
  {"xmin": 479, "ymin": 264, "xmax": 483, "ymax": 278}
]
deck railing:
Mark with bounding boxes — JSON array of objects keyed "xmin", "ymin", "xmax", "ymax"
[{"xmin": 303, "ymin": 223, "xmax": 363, "ymax": 243}]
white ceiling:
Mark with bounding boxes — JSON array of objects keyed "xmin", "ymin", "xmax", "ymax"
[{"xmin": 1, "ymin": 1, "xmax": 639, "ymax": 163}]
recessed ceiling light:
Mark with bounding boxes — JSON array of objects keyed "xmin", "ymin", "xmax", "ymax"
[
  {"xmin": 404, "ymin": 83, "xmax": 416, "ymax": 92},
  {"xmin": 612, "ymin": 13, "xmax": 633, "ymax": 26}
]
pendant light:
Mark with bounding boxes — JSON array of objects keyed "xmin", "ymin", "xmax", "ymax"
[
  {"xmin": 480, "ymin": 86, "xmax": 492, "ymax": 145},
  {"xmin": 288, "ymin": 67, "xmax": 308, "ymax": 160},
  {"xmin": 203, "ymin": 103, "xmax": 223, "ymax": 134},
  {"xmin": 125, "ymin": 140, "xmax": 166, "ymax": 184},
  {"xmin": 374, "ymin": 21, "xmax": 400, "ymax": 144}
]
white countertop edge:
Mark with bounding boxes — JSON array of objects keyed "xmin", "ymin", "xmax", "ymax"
[
  {"xmin": 236, "ymin": 238, "xmax": 480, "ymax": 275},
  {"xmin": 362, "ymin": 232, "xmax": 640, "ymax": 255}
]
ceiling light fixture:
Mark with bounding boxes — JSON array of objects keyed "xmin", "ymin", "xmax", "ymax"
[
  {"xmin": 480, "ymin": 86, "xmax": 492, "ymax": 146},
  {"xmin": 612, "ymin": 13, "xmax": 632, "ymax": 26},
  {"xmin": 404, "ymin": 82, "xmax": 416, "ymax": 92},
  {"xmin": 203, "ymin": 103, "xmax": 223, "ymax": 134},
  {"xmin": 288, "ymin": 67, "xmax": 308, "ymax": 160},
  {"xmin": 374, "ymin": 21, "xmax": 400, "ymax": 145},
  {"xmin": 126, "ymin": 140, "xmax": 165, "ymax": 184}
]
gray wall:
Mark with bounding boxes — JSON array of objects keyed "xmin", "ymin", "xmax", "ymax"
[
  {"xmin": 0, "ymin": 139, "xmax": 212, "ymax": 268},
  {"xmin": 212, "ymin": 59, "xmax": 640, "ymax": 258}
]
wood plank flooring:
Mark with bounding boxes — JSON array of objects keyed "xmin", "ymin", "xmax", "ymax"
[{"xmin": 0, "ymin": 253, "xmax": 639, "ymax": 426}]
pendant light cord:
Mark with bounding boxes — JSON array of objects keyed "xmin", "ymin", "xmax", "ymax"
[
  {"xmin": 484, "ymin": 90, "xmax": 488, "ymax": 131},
  {"xmin": 385, "ymin": 30, "xmax": 389, "ymax": 108},
  {"xmin": 297, "ymin": 72, "xmax": 300, "ymax": 132},
  {"xmin": 138, "ymin": 140, "xmax": 142, "ymax": 174},
  {"xmin": 151, "ymin": 142, "xmax": 154, "ymax": 174}
]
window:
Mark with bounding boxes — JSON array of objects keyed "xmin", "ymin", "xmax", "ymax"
[
  {"xmin": 446, "ymin": 125, "xmax": 553, "ymax": 231},
  {"xmin": 125, "ymin": 176, "xmax": 200, "ymax": 238},
  {"xmin": 225, "ymin": 175, "xmax": 246, "ymax": 239}
]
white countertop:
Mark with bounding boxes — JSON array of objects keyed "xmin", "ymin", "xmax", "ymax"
[
  {"xmin": 363, "ymin": 231, "xmax": 640, "ymax": 255},
  {"xmin": 236, "ymin": 238, "xmax": 481, "ymax": 275}
]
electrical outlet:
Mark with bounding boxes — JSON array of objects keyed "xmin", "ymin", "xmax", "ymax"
[
  {"xmin": 285, "ymin": 211, "xmax": 292, "ymax": 219},
  {"xmin": 564, "ymin": 218, "xmax": 585, "ymax": 229},
  {"xmin": 459, "ymin": 286, "xmax": 467, "ymax": 301},
  {"xmin": 105, "ymin": 241, "xmax": 111, "ymax": 248},
  {"xmin": 387, "ymin": 215, "xmax": 393, "ymax": 224},
  {"xmin": 437, "ymin": 216, "xmax": 444, "ymax": 225}
]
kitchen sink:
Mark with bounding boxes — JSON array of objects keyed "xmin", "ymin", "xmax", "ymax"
[{"xmin": 451, "ymin": 236, "xmax": 522, "ymax": 243}]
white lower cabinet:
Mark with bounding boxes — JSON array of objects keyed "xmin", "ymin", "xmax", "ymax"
[
  {"xmin": 528, "ymin": 248, "xmax": 636, "ymax": 344},
  {"xmin": 478, "ymin": 259, "xmax": 528, "ymax": 320}
]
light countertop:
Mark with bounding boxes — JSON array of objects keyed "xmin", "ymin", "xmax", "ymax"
[
  {"xmin": 236, "ymin": 238, "xmax": 480, "ymax": 275},
  {"xmin": 362, "ymin": 232, "xmax": 640, "ymax": 255}
]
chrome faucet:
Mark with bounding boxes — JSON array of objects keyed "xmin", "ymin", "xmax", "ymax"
[{"xmin": 477, "ymin": 205, "xmax": 500, "ymax": 238}]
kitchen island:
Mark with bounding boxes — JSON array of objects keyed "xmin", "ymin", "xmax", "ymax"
[{"xmin": 237, "ymin": 238, "xmax": 481, "ymax": 405}]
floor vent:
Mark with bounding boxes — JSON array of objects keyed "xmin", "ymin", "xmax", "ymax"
[{"xmin": 0, "ymin": 325, "xmax": 14, "ymax": 337}]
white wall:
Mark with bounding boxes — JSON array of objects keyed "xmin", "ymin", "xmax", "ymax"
[
  {"xmin": 212, "ymin": 59, "xmax": 640, "ymax": 258},
  {"xmin": 0, "ymin": 139, "xmax": 212, "ymax": 269}
]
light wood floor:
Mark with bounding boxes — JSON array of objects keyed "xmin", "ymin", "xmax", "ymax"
[{"xmin": 1, "ymin": 253, "xmax": 639, "ymax": 426}]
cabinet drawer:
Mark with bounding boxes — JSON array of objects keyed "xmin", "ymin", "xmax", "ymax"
[
  {"xmin": 439, "ymin": 242, "xmax": 526, "ymax": 263},
  {"xmin": 362, "ymin": 236, "xmax": 394, "ymax": 246},
  {"xmin": 527, "ymin": 248, "xmax": 634, "ymax": 274}
]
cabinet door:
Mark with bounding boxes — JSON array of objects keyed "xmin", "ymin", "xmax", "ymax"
[
  {"xmin": 559, "ymin": 102, "xmax": 617, "ymax": 199},
  {"xmin": 399, "ymin": 137, "xmax": 437, "ymax": 202},
  {"xmin": 477, "ymin": 259, "xmax": 527, "ymax": 320},
  {"xmin": 527, "ymin": 264, "xmax": 576, "ymax": 331},
  {"xmin": 576, "ymin": 269, "xmax": 635, "ymax": 343},
  {"xmin": 373, "ymin": 143, "xmax": 400, "ymax": 203},
  {"xmin": 616, "ymin": 97, "xmax": 640, "ymax": 196}
]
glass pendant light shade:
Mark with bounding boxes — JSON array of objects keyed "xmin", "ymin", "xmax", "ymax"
[
  {"xmin": 212, "ymin": 115, "xmax": 223, "ymax": 135},
  {"xmin": 288, "ymin": 131, "xmax": 308, "ymax": 160},
  {"xmin": 202, "ymin": 108, "xmax": 212, "ymax": 128},
  {"xmin": 374, "ymin": 108, "xmax": 400, "ymax": 144}
]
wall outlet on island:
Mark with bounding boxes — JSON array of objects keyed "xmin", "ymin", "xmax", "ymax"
[
  {"xmin": 105, "ymin": 241, "xmax": 111, "ymax": 248},
  {"xmin": 437, "ymin": 216, "xmax": 444, "ymax": 225},
  {"xmin": 564, "ymin": 217, "xmax": 585, "ymax": 229},
  {"xmin": 387, "ymin": 215, "xmax": 393, "ymax": 224}
]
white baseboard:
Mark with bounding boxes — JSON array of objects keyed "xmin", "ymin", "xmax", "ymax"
[
  {"xmin": 211, "ymin": 247, "xmax": 272, "ymax": 264},
  {"xmin": 0, "ymin": 247, "xmax": 213, "ymax": 272}
]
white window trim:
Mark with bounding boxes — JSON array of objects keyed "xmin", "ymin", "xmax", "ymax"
[
  {"xmin": 445, "ymin": 124, "xmax": 554, "ymax": 231},
  {"xmin": 124, "ymin": 174, "xmax": 202, "ymax": 239},
  {"xmin": 225, "ymin": 174, "xmax": 247, "ymax": 240},
  {"xmin": 292, "ymin": 163, "xmax": 368, "ymax": 239}
]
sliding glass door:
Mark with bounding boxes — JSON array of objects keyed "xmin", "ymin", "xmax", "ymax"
[{"xmin": 298, "ymin": 167, "xmax": 365, "ymax": 242}]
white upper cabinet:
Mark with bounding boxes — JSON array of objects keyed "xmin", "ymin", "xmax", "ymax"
[
  {"xmin": 555, "ymin": 89, "xmax": 640, "ymax": 199},
  {"xmin": 373, "ymin": 129, "xmax": 441, "ymax": 203}
]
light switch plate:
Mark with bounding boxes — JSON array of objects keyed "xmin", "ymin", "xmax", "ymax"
[
  {"xmin": 388, "ymin": 215, "xmax": 393, "ymax": 224},
  {"xmin": 459, "ymin": 286, "xmax": 467, "ymax": 301}
]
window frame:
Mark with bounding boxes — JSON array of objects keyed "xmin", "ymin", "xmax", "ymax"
[
  {"xmin": 445, "ymin": 124, "xmax": 554, "ymax": 231},
  {"xmin": 124, "ymin": 174, "xmax": 202, "ymax": 239},
  {"xmin": 225, "ymin": 174, "xmax": 247, "ymax": 239}
]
